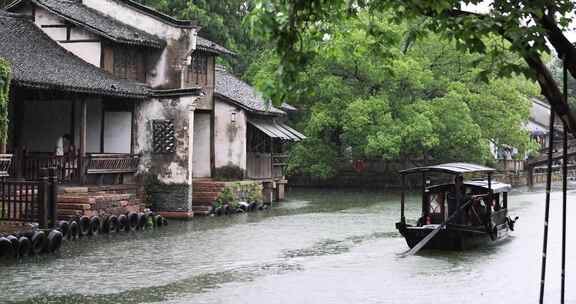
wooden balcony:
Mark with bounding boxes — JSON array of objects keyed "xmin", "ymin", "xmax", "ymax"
[
  {"xmin": 8, "ymin": 151, "xmax": 139, "ymax": 185},
  {"xmin": 247, "ymin": 153, "xmax": 288, "ymax": 180}
]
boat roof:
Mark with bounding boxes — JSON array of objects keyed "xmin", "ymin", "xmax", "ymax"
[
  {"xmin": 400, "ymin": 162, "xmax": 496, "ymax": 175},
  {"xmin": 464, "ymin": 180, "xmax": 512, "ymax": 194}
]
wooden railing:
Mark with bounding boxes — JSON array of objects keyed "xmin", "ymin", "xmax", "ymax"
[
  {"xmin": 0, "ymin": 168, "xmax": 58, "ymax": 228},
  {"xmin": 8, "ymin": 151, "xmax": 139, "ymax": 185},
  {"xmin": 86, "ymin": 154, "xmax": 139, "ymax": 174},
  {"xmin": 247, "ymin": 153, "xmax": 288, "ymax": 180},
  {"xmin": 272, "ymin": 153, "xmax": 289, "ymax": 179},
  {"xmin": 11, "ymin": 152, "xmax": 82, "ymax": 183}
]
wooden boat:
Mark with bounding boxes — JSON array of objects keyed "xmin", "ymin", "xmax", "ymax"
[{"xmin": 395, "ymin": 163, "xmax": 518, "ymax": 251}]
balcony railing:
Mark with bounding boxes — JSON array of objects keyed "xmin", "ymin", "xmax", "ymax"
[
  {"xmin": 9, "ymin": 150, "xmax": 138, "ymax": 184},
  {"xmin": 247, "ymin": 152, "xmax": 288, "ymax": 180}
]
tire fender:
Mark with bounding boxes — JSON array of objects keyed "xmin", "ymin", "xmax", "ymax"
[
  {"xmin": 89, "ymin": 217, "xmax": 100, "ymax": 236},
  {"xmin": 118, "ymin": 214, "xmax": 129, "ymax": 232},
  {"xmin": 127, "ymin": 212, "xmax": 139, "ymax": 231},
  {"xmin": 0, "ymin": 236, "xmax": 15, "ymax": 258},
  {"xmin": 18, "ymin": 236, "xmax": 31, "ymax": 257},
  {"xmin": 47, "ymin": 230, "xmax": 63, "ymax": 253},
  {"xmin": 68, "ymin": 221, "xmax": 79, "ymax": 240},
  {"xmin": 31, "ymin": 231, "xmax": 46, "ymax": 255},
  {"xmin": 78, "ymin": 216, "xmax": 91, "ymax": 237}
]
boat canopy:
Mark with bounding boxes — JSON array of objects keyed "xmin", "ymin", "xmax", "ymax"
[
  {"xmin": 400, "ymin": 162, "xmax": 496, "ymax": 175},
  {"xmin": 464, "ymin": 180, "xmax": 512, "ymax": 194}
]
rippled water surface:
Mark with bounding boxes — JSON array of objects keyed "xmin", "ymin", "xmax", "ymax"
[{"xmin": 1, "ymin": 187, "xmax": 575, "ymax": 303}]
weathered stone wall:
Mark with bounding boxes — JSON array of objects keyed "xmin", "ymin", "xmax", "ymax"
[
  {"xmin": 84, "ymin": 0, "xmax": 198, "ymax": 90},
  {"xmin": 134, "ymin": 95, "xmax": 196, "ymax": 214},
  {"xmin": 214, "ymin": 99, "xmax": 247, "ymax": 170}
]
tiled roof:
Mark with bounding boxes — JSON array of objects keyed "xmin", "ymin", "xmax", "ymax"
[
  {"xmin": 0, "ymin": 11, "xmax": 149, "ymax": 98},
  {"xmin": 215, "ymin": 65, "xmax": 284, "ymax": 115},
  {"xmin": 9, "ymin": 0, "xmax": 165, "ymax": 48},
  {"xmin": 196, "ymin": 36, "xmax": 235, "ymax": 56}
]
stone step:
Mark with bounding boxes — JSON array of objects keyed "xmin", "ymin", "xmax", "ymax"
[
  {"xmin": 191, "ymin": 205, "xmax": 212, "ymax": 216},
  {"xmin": 193, "ymin": 184, "xmax": 226, "ymax": 192},
  {"xmin": 191, "ymin": 201, "xmax": 214, "ymax": 207},
  {"xmin": 192, "ymin": 191, "xmax": 220, "ymax": 202}
]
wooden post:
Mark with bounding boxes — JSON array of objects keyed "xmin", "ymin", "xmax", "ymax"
[
  {"xmin": 48, "ymin": 167, "xmax": 58, "ymax": 227},
  {"xmin": 527, "ymin": 165, "xmax": 534, "ymax": 188},
  {"xmin": 79, "ymin": 99, "xmax": 87, "ymax": 185},
  {"xmin": 487, "ymin": 173, "xmax": 492, "ymax": 218},
  {"xmin": 421, "ymin": 173, "xmax": 427, "ymax": 217},
  {"xmin": 37, "ymin": 168, "xmax": 49, "ymax": 229},
  {"xmin": 400, "ymin": 173, "xmax": 405, "ymax": 223}
]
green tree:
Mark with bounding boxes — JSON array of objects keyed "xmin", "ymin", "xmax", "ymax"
[
  {"xmin": 135, "ymin": 0, "xmax": 261, "ymax": 74},
  {"xmin": 247, "ymin": 0, "xmax": 576, "ymax": 137},
  {"xmin": 247, "ymin": 15, "xmax": 538, "ymax": 177},
  {"xmin": 0, "ymin": 58, "xmax": 10, "ymax": 149}
]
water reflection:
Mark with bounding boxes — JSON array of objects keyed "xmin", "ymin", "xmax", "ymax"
[{"xmin": 0, "ymin": 188, "xmax": 574, "ymax": 304}]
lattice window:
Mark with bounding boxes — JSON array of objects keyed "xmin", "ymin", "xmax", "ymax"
[
  {"xmin": 187, "ymin": 51, "xmax": 209, "ymax": 85},
  {"xmin": 152, "ymin": 120, "xmax": 176, "ymax": 153}
]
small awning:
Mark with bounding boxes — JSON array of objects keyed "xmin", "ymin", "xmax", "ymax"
[{"xmin": 248, "ymin": 120, "xmax": 306, "ymax": 141}]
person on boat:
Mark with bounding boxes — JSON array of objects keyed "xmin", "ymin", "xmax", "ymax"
[{"xmin": 447, "ymin": 175, "xmax": 468, "ymax": 224}]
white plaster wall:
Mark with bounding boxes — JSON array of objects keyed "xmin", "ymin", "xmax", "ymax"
[
  {"xmin": 103, "ymin": 112, "xmax": 132, "ymax": 153},
  {"xmin": 83, "ymin": 0, "xmax": 185, "ymax": 40},
  {"xmin": 86, "ymin": 101, "xmax": 102, "ymax": 153},
  {"xmin": 192, "ymin": 112, "xmax": 211, "ymax": 178},
  {"xmin": 21, "ymin": 100, "xmax": 72, "ymax": 152},
  {"xmin": 60, "ymin": 43, "xmax": 101, "ymax": 67},
  {"xmin": 84, "ymin": 0, "xmax": 197, "ymax": 88},
  {"xmin": 33, "ymin": 7, "xmax": 102, "ymax": 67},
  {"xmin": 135, "ymin": 97, "xmax": 197, "ymax": 184},
  {"xmin": 214, "ymin": 99, "xmax": 246, "ymax": 170}
]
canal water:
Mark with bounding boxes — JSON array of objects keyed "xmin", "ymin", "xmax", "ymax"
[{"xmin": 1, "ymin": 187, "xmax": 575, "ymax": 304}]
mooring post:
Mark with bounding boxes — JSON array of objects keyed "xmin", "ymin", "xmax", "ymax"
[
  {"xmin": 400, "ymin": 173, "xmax": 405, "ymax": 223},
  {"xmin": 38, "ymin": 168, "xmax": 49, "ymax": 229},
  {"xmin": 560, "ymin": 56, "xmax": 568, "ymax": 304},
  {"xmin": 539, "ymin": 108, "xmax": 555, "ymax": 304},
  {"xmin": 48, "ymin": 167, "xmax": 58, "ymax": 228}
]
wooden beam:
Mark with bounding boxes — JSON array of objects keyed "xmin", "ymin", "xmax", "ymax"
[
  {"xmin": 80, "ymin": 99, "xmax": 87, "ymax": 156},
  {"xmin": 79, "ymin": 99, "xmax": 87, "ymax": 184}
]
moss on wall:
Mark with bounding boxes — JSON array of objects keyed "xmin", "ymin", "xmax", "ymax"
[{"xmin": 0, "ymin": 58, "xmax": 10, "ymax": 147}]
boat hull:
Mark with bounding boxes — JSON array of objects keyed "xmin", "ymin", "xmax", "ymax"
[{"xmin": 396, "ymin": 223, "xmax": 510, "ymax": 251}]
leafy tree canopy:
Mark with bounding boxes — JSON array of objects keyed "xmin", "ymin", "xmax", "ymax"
[
  {"xmin": 247, "ymin": 0, "xmax": 576, "ymax": 136},
  {"xmin": 246, "ymin": 14, "xmax": 538, "ymax": 177},
  {"xmin": 135, "ymin": 0, "xmax": 260, "ymax": 73}
]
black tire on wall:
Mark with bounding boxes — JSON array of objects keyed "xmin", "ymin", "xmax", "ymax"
[
  {"xmin": 138, "ymin": 213, "xmax": 148, "ymax": 230},
  {"xmin": 79, "ymin": 216, "xmax": 91, "ymax": 237},
  {"xmin": 118, "ymin": 214, "xmax": 128, "ymax": 232},
  {"xmin": 31, "ymin": 231, "xmax": 46, "ymax": 255},
  {"xmin": 18, "ymin": 236, "xmax": 31, "ymax": 257},
  {"xmin": 127, "ymin": 212, "xmax": 139, "ymax": 231},
  {"xmin": 154, "ymin": 215, "xmax": 163, "ymax": 227},
  {"xmin": 101, "ymin": 216, "xmax": 111, "ymax": 234},
  {"xmin": 108, "ymin": 215, "xmax": 119, "ymax": 233},
  {"xmin": 89, "ymin": 217, "xmax": 100, "ymax": 236},
  {"xmin": 68, "ymin": 221, "xmax": 80, "ymax": 240},
  {"xmin": 0, "ymin": 237, "xmax": 15, "ymax": 258},
  {"xmin": 47, "ymin": 230, "xmax": 63, "ymax": 253},
  {"xmin": 6, "ymin": 235, "xmax": 19, "ymax": 258},
  {"xmin": 57, "ymin": 221, "xmax": 70, "ymax": 239}
]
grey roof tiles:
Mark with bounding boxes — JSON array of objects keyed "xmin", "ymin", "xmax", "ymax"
[
  {"xmin": 215, "ymin": 65, "xmax": 284, "ymax": 115},
  {"xmin": 0, "ymin": 11, "xmax": 149, "ymax": 98}
]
